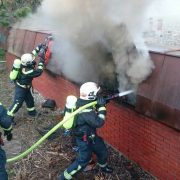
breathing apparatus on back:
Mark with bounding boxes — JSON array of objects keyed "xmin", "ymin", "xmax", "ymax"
[
  {"xmin": 62, "ymin": 95, "xmax": 77, "ymax": 130},
  {"xmin": 62, "ymin": 82, "xmax": 100, "ymax": 129},
  {"xmin": 9, "ymin": 59, "xmax": 21, "ymax": 81}
]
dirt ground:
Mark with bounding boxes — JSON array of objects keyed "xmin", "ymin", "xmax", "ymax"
[{"xmin": 0, "ymin": 64, "xmax": 156, "ymax": 180}]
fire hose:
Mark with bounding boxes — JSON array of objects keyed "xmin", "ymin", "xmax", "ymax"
[{"xmin": 7, "ymin": 90, "xmax": 133, "ymax": 163}]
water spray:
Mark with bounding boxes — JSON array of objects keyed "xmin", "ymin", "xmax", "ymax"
[{"xmin": 105, "ymin": 90, "xmax": 134, "ymax": 101}]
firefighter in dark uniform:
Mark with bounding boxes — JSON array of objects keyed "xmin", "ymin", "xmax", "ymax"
[
  {"xmin": 0, "ymin": 102, "xmax": 13, "ymax": 180},
  {"xmin": 7, "ymin": 44, "xmax": 47, "ymax": 118},
  {"xmin": 59, "ymin": 82, "xmax": 113, "ymax": 180}
]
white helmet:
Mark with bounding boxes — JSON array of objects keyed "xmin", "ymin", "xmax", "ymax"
[
  {"xmin": 80, "ymin": 82, "xmax": 100, "ymax": 100},
  {"xmin": 65, "ymin": 95, "xmax": 77, "ymax": 109},
  {"xmin": 21, "ymin": 53, "xmax": 35, "ymax": 66}
]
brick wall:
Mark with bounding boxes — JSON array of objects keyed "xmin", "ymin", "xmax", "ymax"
[
  {"xmin": 5, "ymin": 29, "xmax": 180, "ymax": 180},
  {"xmin": 33, "ymin": 70, "xmax": 79, "ymax": 108},
  {"xmin": 32, "ymin": 70, "xmax": 180, "ymax": 180},
  {"xmin": 100, "ymin": 102, "xmax": 180, "ymax": 180}
]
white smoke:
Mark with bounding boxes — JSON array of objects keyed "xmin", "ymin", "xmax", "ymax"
[{"xmin": 10, "ymin": 0, "xmax": 155, "ymax": 92}]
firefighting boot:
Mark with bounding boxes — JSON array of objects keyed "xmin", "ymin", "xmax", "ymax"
[
  {"xmin": 28, "ymin": 110, "xmax": 37, "ymax": 117},
  {"xmin": 28, "ymin": 110, "xmax": 40, "ymax": 118},
  {"xmin": 58, "ymin": 174, "xmax": 68, "ymax": 180},
  {"xmin": 100, "ymin": 165, "xmax": 113, "ymax": 173}
]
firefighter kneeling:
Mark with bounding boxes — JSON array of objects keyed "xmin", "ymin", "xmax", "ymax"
[
  {"xmin": 59, "ymin": 82, "xmax": 113, "ymax": 180},
  {"xmin": 0, "ymin": 102, "xmax": 13, "ymax": 180}
]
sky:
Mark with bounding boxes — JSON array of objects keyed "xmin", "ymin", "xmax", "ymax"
[{"xmin": 146, "ymin": 0, "xmax": 180, "ymax": 19}]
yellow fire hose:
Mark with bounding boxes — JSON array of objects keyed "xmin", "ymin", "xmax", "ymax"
[{"xmin": 7, "ymin": 101, "xmax": 97, "ymax": 163}]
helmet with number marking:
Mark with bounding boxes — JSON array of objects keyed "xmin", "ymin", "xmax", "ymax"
[{"xmin": 80, "ymin": 82, "xmax": 100, "ymax": 100}]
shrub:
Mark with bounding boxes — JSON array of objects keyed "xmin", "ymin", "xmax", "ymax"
[
  {"xmin": 0, "ymin": 9, "xmax": 8, "ymax": 17},
  {"xmin": 0, "ymin": 48, "xmax": 5, "ymax": 58},
  {"xmin": 0, "ymin": 19, "xmax": 10, "ymax": 27},
  {"xmin": 14, "ymin": 6, "xmax": 32, "ymax": 18}
]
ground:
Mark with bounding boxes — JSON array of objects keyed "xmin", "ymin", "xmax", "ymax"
[{"xmin": 0, "ymin": 63, "xmax": 156, "ymax": 180}]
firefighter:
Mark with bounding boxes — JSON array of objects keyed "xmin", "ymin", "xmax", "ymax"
[
  {"xmin": 0, "ymin": 102, "xmax": 13, "ymax": 180},
  {"xmin": 7, "ymin": 44, "xmax": 47, "ymax": 118},
  {"xmin": 58, "ymin": 82, "xmax": 113, "ymax": 180}
]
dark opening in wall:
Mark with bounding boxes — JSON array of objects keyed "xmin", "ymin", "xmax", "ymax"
[{"xmin": 97, "ymin": 50, "xmax": 137, "ymax": 107}]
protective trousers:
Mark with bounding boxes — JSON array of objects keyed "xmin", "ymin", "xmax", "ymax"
[
  {"xmin": 0, "ymin": 147, "xmax": 8, "ymax": 180},
  {"xmin": 8, "ymin": 85, "xmax": 36, "ymax": 117},
  {"xmin": 60, "ymin": 136, "xmax": 108, "ymax": 180}
]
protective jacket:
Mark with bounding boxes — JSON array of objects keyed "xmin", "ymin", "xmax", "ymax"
[
  {"xmin": 15, "ymin": 59, "xmax": 44, "ymax": 87},
  {"xmin": 0, "ymin": 103, "xmax": 12, "ymax": 131},
  {"xmin": 9, "ymin": 44, "xmax": 44, "ymax": 87},
  {"xmin": 8, "ymin": 46, "xmax": 45, "ymax": 118},
  {"xmin": 0, "ymin": 103, "xmax": 13, "ymax": 180},
  {"xmin": 73, "ymin": 98, "xmax": 105, "ymax": 137}
]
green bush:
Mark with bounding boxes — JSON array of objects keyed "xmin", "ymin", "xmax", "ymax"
[
  {"xmin": 0, "ymin": 7, "xmax": 11, "ymax": 27},
  {"xmin": 0, "ymin": 19, "xmax": 10, "ymax": 27},
  {"xmin": 0, "ymin": 1, "xmax": 42, "ymax": 27},
  {"xmin": 0, "ymin": 48, "xmax": 5, "ymax": 58},
  {"xmin": 0, "ymin": 9, "xmax": 8, "ymax": 17},
  {"xmin": 14, "ymin": 7, "xmax": 32, "ymax": 18}
]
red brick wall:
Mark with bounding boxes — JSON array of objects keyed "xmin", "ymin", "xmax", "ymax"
[
  {"xmin": 5, "ymin": 29, "xmax": 180, "ymax": 180},
  {"xmin": 100, "ymin": 102, "xmax": 180, "ymax": 180},
  {"xmin": 32, "ymin": 70, "xmax": 180, "ymax": 180},
  {"xmin": 33, "ymin": 70, "xmax": 79, "ymax": 108}
]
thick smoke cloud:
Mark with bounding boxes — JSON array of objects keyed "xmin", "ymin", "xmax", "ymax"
[{"xmin": 10, "ymin": 0, "xmax": 155, "ymax": 92}]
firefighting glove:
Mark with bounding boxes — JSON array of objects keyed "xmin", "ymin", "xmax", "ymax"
[
  {"xmin": 42, "ymin": 44, "xmax": 48, "ymax": 52},
  {"xmin": 4, "ymin": 129, "xmax": 13, "ymax": 141},
  {"xmin": 33, "ymin": 43, "xmax": 43, "ymax": 55},
  {"xmin": 37, "ymin": 43, "xmax": 43, "ymax": 50},
  {"xmin": 97, "ymin": 96, "xmax": 107, "ymax": 107},
  {"xmin": 38, "ymin": 48, "xmax": 46, "ymax": 60}
]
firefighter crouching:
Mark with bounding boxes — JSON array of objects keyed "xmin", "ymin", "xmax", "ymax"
[
  {"xmin": 7, "ymin": 44, "xmax": 47, "ymax": 118},
  {"xmin": 59, "ymin": 82, "xmax": 113, "ymax": 180},
  {"xmin": 0, "ymin": 102, "xmax": 13, "ymax": 180}
]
